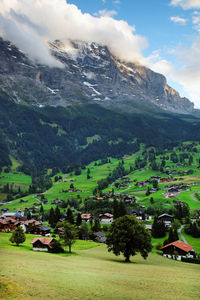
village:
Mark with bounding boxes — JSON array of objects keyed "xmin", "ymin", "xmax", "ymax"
[{"xmin": 1, "ymin": 169, "xmax": 199, "ymax": 262}]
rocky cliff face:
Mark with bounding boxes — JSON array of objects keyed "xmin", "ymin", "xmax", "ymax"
[{"xmin": 0, "ymin": 37, "xmax": 194, "ymax": 114}]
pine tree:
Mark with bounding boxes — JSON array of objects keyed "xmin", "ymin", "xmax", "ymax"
[
  {"xmin": 92, "ymin": 218, "xmax": 101, "ymax": 232},
  {"xmin": 40, "ymin": 205, "xmax": 44, "ymax": 213},
  {"xmin": 10, "ymin": 226, "xmax": 26, "ymax": 246},
  {"xmin": 66, "ymin": 208, "xmax": 74, "ymax": 224},
  {"xmin": 113, "ymin": 199, "xmax": 119, "ymax": 219},
  {"xmin": 76, "ymin": 213, "xmax": 82, "ymax": 226},
  {"xmin": 118, "ymin": 200, "xmax": 126, "ymax": 218},
  {"xmin": 49, "ymin": 207, "xmax": 55, "ymax": 227},
  {"xmin": 152, "ymin": 217, "xmax": 166, "ymax": 238},
  {"xmin": 55, "ymin": 206, "xmax": 61, "ymax": 223}
]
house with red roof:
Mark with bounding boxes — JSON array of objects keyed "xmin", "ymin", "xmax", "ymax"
[{"xmin": 160, "ymin": 240, "xmax": 195, "ymax": 260}]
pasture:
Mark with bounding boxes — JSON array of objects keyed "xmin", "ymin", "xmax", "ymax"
[{"xmin": 0, "ymin": 234, "xmax": 200, "ymax": 300}]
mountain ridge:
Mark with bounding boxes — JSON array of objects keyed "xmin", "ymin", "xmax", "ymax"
[{"xmin": 0, "ymin": 37, "xmax": 194, "ymax": 114}]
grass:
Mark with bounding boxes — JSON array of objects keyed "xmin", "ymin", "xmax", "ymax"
[
  {"xmin": 181, "ymin": 229, "xmax": 200, "ymax": 253},
  {"xmin": 0, "ymin": 233, "xmax": 100, "ymax": 253},
  {"xmin": 0, "ymin": 172, "xmax": 31, "ymax": 187},
  {"xmin": 0, "ymin": 241, "xmax": 200, "ymax": 300}
]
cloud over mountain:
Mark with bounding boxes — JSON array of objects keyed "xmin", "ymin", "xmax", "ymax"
[{"xmin": 0, "ymin": 0, "xmax": 147, "ymax": 66}]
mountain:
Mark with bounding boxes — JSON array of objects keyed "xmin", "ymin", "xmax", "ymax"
[
  {"xmin": 0, "ymin": 37, "xmax": 199, "ymax": 174},
  {"xmin": 0, "ymin": 38, "xmax": 194, "ymax": 114}
]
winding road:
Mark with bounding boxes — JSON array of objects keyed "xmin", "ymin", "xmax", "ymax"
[
  {"xmin": 190, "ymin": 191, "xmax": 200, "ymax": 203},
  {"xmin": 178, "ymin": 225, "xmax": 188, "ymax": 244}
]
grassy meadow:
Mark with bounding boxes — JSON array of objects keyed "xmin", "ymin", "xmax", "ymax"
[{"xmin": 0, "ymin": 235, "xmax": 200, "ymax": 300}]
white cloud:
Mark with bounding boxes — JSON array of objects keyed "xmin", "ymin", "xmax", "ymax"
[
  {"xmin": 170, "ymin": 0, "xmax": 200, "ymax": 9},
  {"xmin": 147, "ymin": 38, "xmax": 200, "ymax": 108},
  {"xmin": 170, "ymin": 16, "xmax": 187, "ymax": 24},
  {"xmin": 192, "ymin": 11, "xmax": 200, "ymax": 30},
  {"xmin": 113, "ymin": 0, "xmax": 121, "ymax": 4},
  {"xmin": 102, "ymin": 0, "xmax": 106, "ymax": 3},
  {"xmin": 0, "ymin": 0, "xmax": 147, "ymax": 66},
  {"xmin": 96, "ymin": 9, "xmax": 118, "ymax": 17}
]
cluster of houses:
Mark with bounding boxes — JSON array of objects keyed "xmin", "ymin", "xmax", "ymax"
[
  {"xmin": 163, "ymin": 184, "xmax": 189, "ymax": 198},
  {"xmin": 0, "ymin": 213, "xmax": 51, "ymax": 235},
  {"xmin": 81, "ymin": 213, "xmax": 113, "ymax": 224}
]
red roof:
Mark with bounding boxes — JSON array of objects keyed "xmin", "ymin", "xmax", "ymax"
[
  {"xmin": 160, "ymin": 240, "xmax": 193, "ymax": 253},
  {"xmin": 30, "ymin": 237, "xmax": 54, "ymax": 248}
]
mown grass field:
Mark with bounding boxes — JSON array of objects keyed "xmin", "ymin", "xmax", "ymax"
[{"xmin": 0, "ymin": 234, "xmax": 200, "ymax": 300}]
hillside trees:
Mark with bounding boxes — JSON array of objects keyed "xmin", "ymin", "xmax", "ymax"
[{"xmin": 106, "ymin": 215, "xmax": 152, "ymax": 262}]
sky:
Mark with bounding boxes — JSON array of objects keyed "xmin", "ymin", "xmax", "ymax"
[{"xmin": 0, "ymin": 0, "xmax": 200, "ymax": 107}]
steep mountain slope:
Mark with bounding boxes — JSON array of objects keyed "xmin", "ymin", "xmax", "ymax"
[
  {"xmin": 0, "ymin": 37, "xmax": 199, "ymax": 173},
  {"xmin": 0, "ymin": 38, "xmax": 194, "ymax": 114}
]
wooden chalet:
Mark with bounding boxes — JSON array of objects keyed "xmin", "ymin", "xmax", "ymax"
[
  {"xmin": 93, "ymin": 232, "xmax": 106, "ymax": 243},
  {"xmin": 158, "ymin": 214, "xmax": 173, "ymax": 227},
  {"xmin": 81, "ymin": 214, "xmax": 92, "ymax": 222},
  {"xmin": 0, "ymin": 217, "xmax": 16, "ymax": 231},
  {"xmin": 35, "ymin": 226, "xmax": 51, "ymax": 236},
  {"xmin": 99, "ymin": 213, "xmax": 113, "ymax": 224},
  {"xmin": 160, "ymin": 240, "xmax": 195, "ymax": 260},
  {"xmin": 30, "ymin": 237, "xmax": 55, "ymax": 252}
]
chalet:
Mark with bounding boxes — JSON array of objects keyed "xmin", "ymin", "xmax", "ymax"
[
  {"xmin": 160, "ymin": 178, "xmax": 172, "ymax": 183},
  {"xmin": 173, "ymin": 200, "xmax": 182, "ymax": 205},
  {"xmin": 35, "ymin": 226, "xmax": 51, "ymax": 236},
  {"xmin": 43, "ymin": 199, "xmax": 48, "ymax": 204},
  {"xmin": 160, "ymin": 240, "xmax": 195, "ymax": 260},
  {"xmin": 30, "ymin": 237, "xmax": 55, "ymax": 252},
  {"xmin": 158, "ymin": 214, "xmax": 173, "ymax": 227},
  {"xmin": 145, "ymin": 224, "xmax": 152, "ymax": 230},
  {"xmin": 93, "ymin": 232, "xmax": 106, "ymax": 243},
  {"xmin": 0, "ymin": 217, "xmax": 16, "ymax": 231},
  {"xmin": 176, "ymin": 164, "xmax": 183, "ymax": 168},
  {"xmin": 20, "ymin": 199, "xmax": 28, "ymax": 203},
  {"xmin": 1, "ymin": 208, "xmax": 9, "ymax": 213},
  {"xmin": 81, "ymin": 214, "xmax": 92, "ymax": 222},
  {"xmin": 150, "ymin": 176, "xmax": 161, "ymax": 182},
  {"xmin": 137, "ymin": 181, "xmax": 149, "ymax": 188},
  {"xmin": 99, "ymin": 213, "xmax": 113, "ymax": 224}
]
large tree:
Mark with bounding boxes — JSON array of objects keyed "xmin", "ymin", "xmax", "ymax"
[
  {"xmin": 58, "ymin": 221, "xmax": 77, "ymax": 253},
  {"xmin": 106, "ymin": 215, "xmax": 152, "ymax": 262},
  {"xmin": 10, "ymin": 226, "xmax": 26, "ymax": 246}
]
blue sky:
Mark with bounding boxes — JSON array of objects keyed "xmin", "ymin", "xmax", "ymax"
[
  {"xmin": 67, "ymin": 0, "xmax": 200, "ymax": 107},
  {"xmin": 1, "ymin": 0, "xmax": 200, "ymax": 107}
]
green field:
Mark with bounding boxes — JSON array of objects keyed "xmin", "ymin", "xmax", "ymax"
[
  {"xmin": 1, "ymin": 143, "xmax": 200, "ymax": 216},
  {"xmin": 0, "ymin": 234, "xmax": 199, "ymax": 300}
]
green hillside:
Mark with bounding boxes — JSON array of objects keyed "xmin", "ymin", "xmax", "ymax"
[{"xmin": 0, "ymin": 236, "xmax": 199, "ymax": 300}]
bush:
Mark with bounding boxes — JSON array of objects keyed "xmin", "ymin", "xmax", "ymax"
[
  {"xmin": 155, "ymin": 242, "xmax": 163, "ymax": 250},
  {"xmin": 181, "ymin": 257, "xmax": 200, "ymax": 264},
  {"xmin": 50, "ymin": 239, "xmax": 64, "ymax": 253}
]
